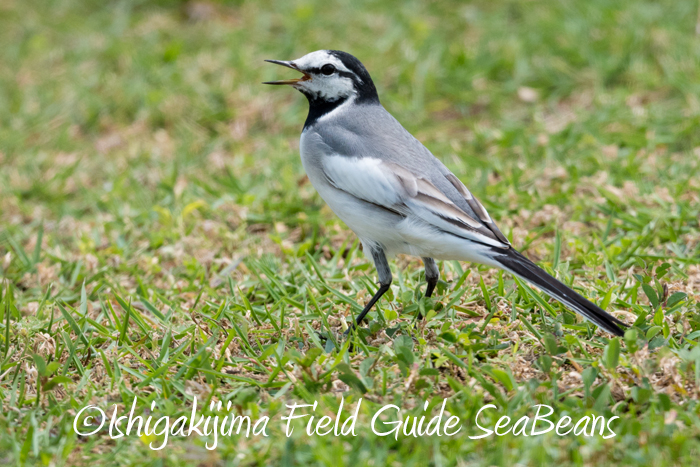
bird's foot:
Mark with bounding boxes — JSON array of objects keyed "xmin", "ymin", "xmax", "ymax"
[{"xmin": 314, "ymin": 330, "xmax": 332, "ymax": 342}]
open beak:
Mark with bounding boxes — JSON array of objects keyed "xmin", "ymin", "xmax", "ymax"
[{"xmin": 263, "ymin": 60, "xmax": 311, "ymax": 85}]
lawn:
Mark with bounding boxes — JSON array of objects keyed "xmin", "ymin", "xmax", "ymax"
[{"xmin": 1, "ymin": 0, "xmax": 700, "ymax": 465}]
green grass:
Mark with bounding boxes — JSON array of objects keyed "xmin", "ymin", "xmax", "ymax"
[{"xmin": 1, "ymin": 0, "xmax": 700, "ymax": 465}]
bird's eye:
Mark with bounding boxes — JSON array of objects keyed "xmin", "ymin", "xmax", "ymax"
[{"xmin": 321, "ymin": 64, "xmax": 336, "ymax": 75}]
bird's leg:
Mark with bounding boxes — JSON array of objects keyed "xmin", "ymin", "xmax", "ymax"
[
  {"xmin": 422, "ymin": 257, "xmax": 439, "ymax": 298},
  {"xmin": 345, "ymin": 247, "xmax": 392, "ymax": 335},
  {"xmin": 417, "ymin": 257, "xmax": 439, "ymax": 321}
]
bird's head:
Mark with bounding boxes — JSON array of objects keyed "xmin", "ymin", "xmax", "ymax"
[{"xmin": 264, "ymin": 50, "xmax": 378, "ymax": 105}]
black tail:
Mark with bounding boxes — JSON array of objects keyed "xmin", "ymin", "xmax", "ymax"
[{"xmin": 493, "ymin": 248, "xmax": 627, "ymax": 336}]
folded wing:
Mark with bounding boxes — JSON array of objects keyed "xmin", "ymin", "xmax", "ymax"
[{"xmin": 322, "ymin": 155, "xmax": 510, "ymax": 249}]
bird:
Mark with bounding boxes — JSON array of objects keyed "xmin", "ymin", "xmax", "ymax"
[{"xmin": 264, "ymin": 50, "xmax": 627, "ymax": 337}]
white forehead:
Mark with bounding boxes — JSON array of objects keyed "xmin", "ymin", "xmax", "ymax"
[{"xmin": 293, "ymin": 50, "xmax": 352, "ymax": 73}]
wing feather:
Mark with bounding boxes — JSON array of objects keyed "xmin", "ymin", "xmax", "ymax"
[
  {"xmin": 445, "ymin": 173, "xmax": 510, "ymax": 244},
  {"xmin": 322, "ymin": 156, "xmax": 509, "ymax": 248}
]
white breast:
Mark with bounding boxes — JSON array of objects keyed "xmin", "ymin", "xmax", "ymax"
[{"xmin": 299, "ymin": 130, "xmax": 410, "ymax": 255}]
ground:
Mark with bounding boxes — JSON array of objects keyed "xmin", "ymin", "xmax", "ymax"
[{"xmin": 1, "ymin": 0, "xmax": 700, "ymax": 465}]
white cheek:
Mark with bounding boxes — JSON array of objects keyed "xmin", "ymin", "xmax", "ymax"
[{"xmin": 300, "ymin": 77, "xmax": 355, "ymax": 101}]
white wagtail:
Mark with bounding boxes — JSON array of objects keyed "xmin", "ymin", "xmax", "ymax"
[{"xmin": 264, "ymin": 50, "xmax": 626, "ymax": 337}]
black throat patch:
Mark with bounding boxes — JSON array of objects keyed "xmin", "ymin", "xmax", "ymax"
[{"xmin": 302, "ymin": 93, "xmax": 349, "ymax": 129}]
